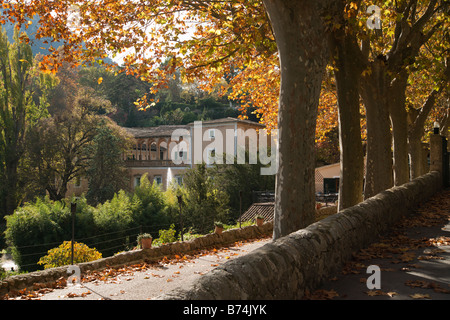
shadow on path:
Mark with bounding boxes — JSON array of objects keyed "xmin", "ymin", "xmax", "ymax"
[{"xmin": 306, "ymin": 188, "xmax": 450, "ymax": 300}]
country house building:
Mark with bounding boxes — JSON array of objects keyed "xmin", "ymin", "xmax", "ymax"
[{"xmin": 66, "ymin": 117, "xmax": 267, "ymax": 197}]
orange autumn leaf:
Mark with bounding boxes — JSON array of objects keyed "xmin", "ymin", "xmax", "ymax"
[{"xmin": 410, "ymin": 293, "xmax": 431, "ymax": 299}]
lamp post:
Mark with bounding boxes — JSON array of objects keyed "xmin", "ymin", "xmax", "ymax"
[
  {"xmin": 239, "ymin": 190, "xmax": 243, "ymax": 228},
  {"xmin": 177, "ymin": 195, "xmax": 184, "ymax": 241},
  {"xmin": 434, "ymin": 122, "xmax": 440, "ymax": 135},
  {"xmin": 70, "ymin": 201, "xmax": 76, "ymax": 266}
]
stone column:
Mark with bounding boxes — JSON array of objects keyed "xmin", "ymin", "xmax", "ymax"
[{"xmin": 157, "ymin": 138, "xmax": 161, "ymax": 160}]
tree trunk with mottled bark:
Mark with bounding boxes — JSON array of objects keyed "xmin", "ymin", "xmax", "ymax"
[
  {"xmin": 330, "ymin": 30, "xmax": 364, "ymax": 211},
  {"xmin": 388, "ymin": 71, "xmax": 410, "ymax": 186},
  {"xmin": 263, "ymin": 0, "xmax": 336, "ymax": 239},
  {"xmin": 360, "ymin": 59, "xmax": 393, "ymax": 199},
  {"xmin": 408, "ymin": 89, "xmax": 439, "ymax": 179}
]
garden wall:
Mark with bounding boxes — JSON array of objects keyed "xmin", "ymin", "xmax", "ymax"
[
  {"xmin": 155, "ymin": 171, "xmax": 443, "ymax": 300},
  {"xmin": 0, "ymin": 221, "xmax": 273, "ymax": 296}
]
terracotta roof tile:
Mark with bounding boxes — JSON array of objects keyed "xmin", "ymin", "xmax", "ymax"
[
  {"xmin": 124, "ymin": 125, "xmax": 190, "ymax": 138},
  {"xmin": 238, "ymin": 202, "xmax": 274, "ymax": 222}
]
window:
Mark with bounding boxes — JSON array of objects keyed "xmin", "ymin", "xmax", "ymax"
[
  {"xmin": 173, "ymin": 148, "xmax": 187, "ymax": 162},
  {"xmin": 209, "ymin": 129, "xmax": 215, "ymax": 139},
  {"xmin": 207, "ymin": 148, "xmax": 216, "ymax": 164},
  {"xmin": 174, "ymin": 175, "xmax": 183, "ymax": 185},
  {"xmin": 179, "ymin": 150, "xmax": 187, "ymax": 160},
  {"xmin": 154, "ymin": 175, "xmax": 162, "ymax": 185},
  {"xmin": 134, "ymin": 176, "xmax": 141, "ymax": 187},
  {"xmin": 74, "ymin": 177, "xmax": 81, "ymax": 188}
]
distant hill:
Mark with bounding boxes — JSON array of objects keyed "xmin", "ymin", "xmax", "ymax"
[
  {"xmin": 1, "ymin": 13, "xmax": 59, "ymax": 57},
  {"xmin": 1, "ymin": 13, "xmax": 113, "ymax": 64}
]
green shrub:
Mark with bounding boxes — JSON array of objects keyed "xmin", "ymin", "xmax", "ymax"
[
  {"xmin": 181, "ymin": 229, "xmax": 203, "ymax": 241},
  {"xmin": 132, "ymin": 174, "xmax": 174, "ymax": 228},
  {"xmin": 4, "ymin": 196, "xmax": 96, "ymax": 271},
  {"xmin": 181, "ymin": 164, "xmax": 230, "ymax": 234},
  {"xmin": 93, "ymin": 190, "xmax": 135, "ymax": 231},
  {"xmin": 91, "ymin": 190, "xmax": 138, "ymax": 256},
  {"xmin": 224, "ymin": 220, "xmax": 253, "ymax": 230},
  {"xmin": 37, "ymin": 241, "xmax": 102, "ymax": 269},
  {"xmin": 4, "ymin": 197, "xmax": 71, "ymax": 271},
  {"xmin": 152, "ymin": 224, "xmax": 177, "ymax": 246}
]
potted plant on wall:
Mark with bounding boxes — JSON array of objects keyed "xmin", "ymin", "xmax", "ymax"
[
  {"xmin": 214, "ymin": 222, "xmax": 224, "ymax": 235},
  {"xmin": 255, "ymin": 215, "xmax": 264, "ymax": 227},
  {"xmin": 137, "ymin": 233, "xmax": 153, "ymax": 249}
]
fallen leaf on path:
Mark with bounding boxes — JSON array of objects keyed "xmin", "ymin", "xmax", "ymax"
[
  {"xmin": 366, "ymin": 290, "xmax": 397, "ymax": 297},
  {"xmin": 423, "ymin": 248, "xmax": 446, "ymax": 255},
  {"xmin": 405, "ymin": 280, "xmax": 450, "ymax": 293},
  {"xmin": 405, "ymin": 280, "xmax": 431, "ymax": 288},
  {"xmin": 399, "ymin": 252, "xmax": 416, "ymax": 262},
  {"xmin": 366, "ymin": 290, "xmax": 385, "ymax": 296},
  {"xmin": 386, "ymin": 292, "xmax": 398, "ymax": 297},
  {"xmin": 410, "ymin": 293, "xmax": 431, "ymax": 299},
  {"xmin": 328, "ymin": 277, "xmax": 338, "ymax": 281},
  {"xmin": 150, "ymin": 273, "xmax": 164, "ymax": 278},
  {"xmin": 418, "ymin": 255, "xmax": 444, "ymax": 260}
]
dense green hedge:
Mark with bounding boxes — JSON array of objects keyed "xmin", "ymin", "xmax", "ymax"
[
  {"xmin": 4, "ymin": 197, "xmax": 74, "ymax": 272},
  {"xmin": 4, "ymin": 178, "xmax": 176, "ymax": 272}
]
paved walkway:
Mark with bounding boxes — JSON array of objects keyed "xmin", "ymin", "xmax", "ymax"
[
  {"xmin": 31, "ymin": 237, "xmax": 272, "ymax": 300},
  {"xmin": 307, "ymin": 188, "xmax": 450, "ymax": 300}
]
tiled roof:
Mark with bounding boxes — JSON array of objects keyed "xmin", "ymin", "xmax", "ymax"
[
  {"xmin": 123, "ymin": 118, "xmax": 264, "ymax": 139},
  {"xmin": 188, "ymin": 117, "xmax": 265, "ymax": 127},
  {"xmin": 238, "ymin": 202, "xmax": 274, "ymax": 222},
  {"xmin": 124, "ymin": 125, "xmax": 190, "ymax": 138}
]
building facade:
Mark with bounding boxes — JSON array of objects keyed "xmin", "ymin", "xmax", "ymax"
[{"xmin": 66, "ymin": 117, "xmax": 267, "ymax": 197}]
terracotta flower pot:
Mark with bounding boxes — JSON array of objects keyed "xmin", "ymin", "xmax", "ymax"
[
  {"xmin": 215, "ymin": 226, "xmax": 223, "ymax": 235},
  {"xmin": 256, "ymin": 217, "xmax": 264, "ymax": 227},
  {"xmin": 140, "ymin": 237, "xmax": 153, "ymax": 249}
]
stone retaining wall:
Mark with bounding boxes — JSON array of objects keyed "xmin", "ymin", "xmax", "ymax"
[
  {"xmin": 155, "ymin": 171, "xmax": 443, "ymax": 300},
  {"xmin": 0, "ymin": 221, "xmax": 273, "ymax": 296}
]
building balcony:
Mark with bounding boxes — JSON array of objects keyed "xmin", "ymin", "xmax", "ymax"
[{"xmin": 125, "ymin": 159, "xmax": 189, "ymax": 168}]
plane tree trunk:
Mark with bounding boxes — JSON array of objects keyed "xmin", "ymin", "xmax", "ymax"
[
  {"xmin": 263, "ymin": 0, "xmax": 337, "ymax": 239},
  {"xmin": 360, "ymin": 59, "xmax": 394, "ymax": 199},
  {"xmin": 330, "ymin": 28, "xmax": 365, "ymax": 211}
]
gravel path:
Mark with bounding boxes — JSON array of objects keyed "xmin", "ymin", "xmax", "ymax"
[{"xmin": 36, "ymin": 237, "xmax": 272, "ymax": 300}]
